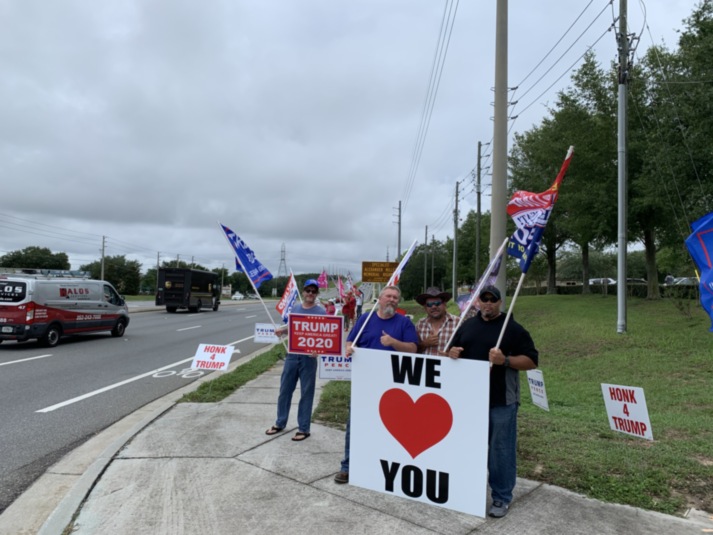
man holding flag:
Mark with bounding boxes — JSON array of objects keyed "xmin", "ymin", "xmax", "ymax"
[
  {"xmin": 445, "ymin": 147, "xmax": 571, "ymax": 518},
  {"xmin": 334, "ymin": 285, "xmax": 419, "ymax": 484},
  {"xmin": 266, "ymin": 279, "xmax": 325, "ymax": 442},
  {"xmin": 447, "ymin": 285, "xmax": 538, "ymax": 518}
]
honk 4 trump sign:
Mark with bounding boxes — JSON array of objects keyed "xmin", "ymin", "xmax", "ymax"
[{"xmin": 350, "ymin": 348, "xmax": 489, "ymax": 517}]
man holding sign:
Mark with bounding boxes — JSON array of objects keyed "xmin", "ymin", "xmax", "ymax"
[
  {"xmin": 334, "ymin": 285, "xmax": 418, "ymax": 484},
  {"xmin": 266, "ymin": 279, "xmax": 325, "ymax": 442},
  {"xmin": 448, "ymin": 285, "xmax": 538, "ymax": 518}
]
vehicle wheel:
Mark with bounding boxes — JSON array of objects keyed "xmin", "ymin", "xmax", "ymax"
[
  {"xmin": 195, "ymin": 300, "xmax": 202, "ymax": 312},
  {"xmin": 40, "ymin": 325, "xmax": 62, "ymax": 348},
  {"xmin": 111, "ymin": 319, "xmax": 127, "ymax": 337},
  {"xmin": 166, "ymin": 307, "xmax": 177, "ymax": 313}
]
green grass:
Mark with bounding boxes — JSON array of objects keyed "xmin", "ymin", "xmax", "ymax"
[
  {"xmin": 314, "ymin": 294, "xmax": 713, "ymax": 516},
  {"xmin": 178, "ymin": 345, "xmax": 285, "ymax": 403}
]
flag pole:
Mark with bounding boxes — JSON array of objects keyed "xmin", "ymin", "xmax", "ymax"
[
  {"xmin": 444, "ymin": 237, "xmax": 508, "ymax": 350},
  {"xmin": 351, "ymin": 239, "xmax": 418, "ymax": 348},
  {"xmin": 218, "ymin": 222, "xmax": 287, "ymax": 351},
  {"xmin": 494, "ymin": 271, "xmax": 527, "ymax": 351}
]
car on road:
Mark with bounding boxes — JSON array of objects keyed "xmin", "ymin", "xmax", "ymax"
[
  {"xmin": 673, "ymin": 277, "xmax": 698, "ymax": 286},
  {"xmin": 589, "ymin": 278, "xmax": 616, "ymax": 285},
  {"xmin": 246, "ymin": 292, "xmax": 258, "ymax": 299},
  {"xmin": 231, "ymin": 292, "xmax": 245, "ymax": 300},
  {"xmin": 626, "ymin": 278, "xmax": 647, "ymax": 284}
]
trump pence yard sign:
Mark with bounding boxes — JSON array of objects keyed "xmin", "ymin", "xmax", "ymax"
[{"xmin": 350, "ymin": 348, "xmax": 490, "ymax": 517}]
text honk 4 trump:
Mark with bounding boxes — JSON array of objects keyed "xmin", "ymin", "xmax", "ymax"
[{"xmin": 350, "ymin": 348, "xmax": 491, "ymax": 518}]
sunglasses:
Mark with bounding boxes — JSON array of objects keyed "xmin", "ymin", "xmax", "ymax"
[
  {"xmin": 425, "ymin": 301, "xmax": 442, "ymax": 308},
  {"xmin": 480, "ymin": 296, "xmax": 499, "ymax": 303},
  {"xmin": 304, "ymin": 288, "xmax": 318, "ymax": 294}
]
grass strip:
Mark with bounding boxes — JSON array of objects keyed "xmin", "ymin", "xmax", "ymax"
[{"xmin": 178, "ymin": 345, "xmax": 285, "ymax": 403}]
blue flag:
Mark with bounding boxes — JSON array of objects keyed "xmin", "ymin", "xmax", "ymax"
[
  {"xmin": 684, "ymin": 211, "xmax": 713, "ymax": 332},
  {"xmin": 507, "ymin": 147, "xmax": 573, "ymax": 273},
  {"xmin": 219, "ymin": 223, "xmax": 274, "ymax": 288}
]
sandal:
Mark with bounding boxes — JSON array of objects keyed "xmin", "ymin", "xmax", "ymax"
[
  {"xmin": 291, "ymin": 432, "xmax": 310, "ymax": 441},
  {"xmin": 265, "ymin": 426, "xmax": 284, "ymax": 436}
]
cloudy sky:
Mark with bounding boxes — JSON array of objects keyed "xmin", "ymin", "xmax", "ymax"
[{"xmin": 0, "ymin": 0, "xmax": 696, "ymax": 278}]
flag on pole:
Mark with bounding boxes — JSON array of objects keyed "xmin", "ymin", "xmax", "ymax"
[
  {"xmin": 337, "ymin": 276, "xmax": 345, "ymax": 299},
  {"xmin": 387, "ymin": 240, "xmax": 418, "ymax": 286},
  {"xmin": 276, "ymin": 273, "xmax": 299, "ymax": 323},
  {"xmin": 457, "ymin": 253, "xmax": 503, "ymax": 315},
  {"xmin": 507, "ymin": 146, "xmax": 573, "ymax": 273},
  {"xmin": 346, "ymin": 272, "xmax": 354, "ymax": 292},
  {"xmin": 317, "ymin": 269, "xmax": 328, "ymax": 289},
  {"xmin": 219, "ymin": 223, "xmax": 274, "ymax": 288},
  {"xmin": 684, "ymin": 211, "xmax": 713, "ymax": 331}
]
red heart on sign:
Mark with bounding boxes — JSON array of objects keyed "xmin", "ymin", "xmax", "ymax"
[{"xmin": 378, "ymin": 388, "xmax": 453, "ymax": 459}]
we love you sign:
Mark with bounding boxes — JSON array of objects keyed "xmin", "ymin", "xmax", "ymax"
[{"xmin": 350, "ymin": 348, "xmax": 490, "ymax": 517}]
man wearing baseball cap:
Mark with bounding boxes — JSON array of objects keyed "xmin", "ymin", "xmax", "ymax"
[
  {"xmin": 266, "ymin": 278, "xmax": 325, "ymax": 442},
  {"xmin": 448, "ymin": 285, "xmax": 539, "ymax": 518}
]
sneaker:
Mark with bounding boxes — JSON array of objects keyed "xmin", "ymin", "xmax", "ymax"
[
  {"xmin": 334, "ymin": 471, "xmax": 349, "ymax": 484},
  {"xmin": 488, "ymin": 500, "xmax": 509, "ymax": 518}
]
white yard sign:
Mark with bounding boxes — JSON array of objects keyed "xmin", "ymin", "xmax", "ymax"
[
  {"xmin": 601, "ymin": 383, "xmax": 653, "ymax": 440},
  {"xmin": 526, "ymin": 369, "xmax": 549, "ymax": 411},
  {"xmin": 318, "ymin": 354, "xmax": 352, "ymax": 380},
  {"xmin": 190, "ymin": 344, "xmax": 235, "ymax": 372},
  {"xmin": 350, "ymin": 348, "xmax": 490, "ymax": 517},
  {"xmin": 254, "ymin": 323, "xmax": 279, "ymax": 343}
]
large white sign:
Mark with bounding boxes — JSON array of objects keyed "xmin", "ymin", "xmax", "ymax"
[
  {"xmin": 350, "ymin": 348, "xmax": 489, "ymax": 517},
  {"xmin": 190, "ymin": 344, "xmax": 235, "ymax": 371},
  {"xmin": 526, "ymin": 369, "xmax": 549, "ymax": 411},
  {"xmin": 601, "ymin": 383, "xmax": 653, "ymax": 441}
]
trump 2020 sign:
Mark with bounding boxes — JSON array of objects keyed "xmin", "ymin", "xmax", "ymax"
[{"xmin": 350, "ymin": 348, "xmax": 489, "ymax": 517}]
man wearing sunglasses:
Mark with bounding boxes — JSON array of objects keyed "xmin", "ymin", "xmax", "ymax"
[
  {"xmin": 447, "ymin": 285, "xmax": 538, "ymax": 519},
  {"xmin": 266, "ymin": 279, "xmax": 325, "ymax": 442},
  {"xmin": 414, "ymin": 286, "xmax": 459, "ymax": 356}
]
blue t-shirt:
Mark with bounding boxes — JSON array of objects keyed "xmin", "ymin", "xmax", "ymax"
[{"xmin": 347, "ymin": 312, "xmax": 418, "ymax": 350}]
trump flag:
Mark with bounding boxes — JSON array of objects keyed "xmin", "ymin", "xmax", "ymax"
[
  {"xmin": 219, "ymin": 223, "xmax": 274, "ymax": 288},
  {"xmin": 507, "ymin": 146, "xmax": 573, "ymax": 273},
  {"xmin": 685, "ymin": 211, "xmax": 713, "ymax": 331}
]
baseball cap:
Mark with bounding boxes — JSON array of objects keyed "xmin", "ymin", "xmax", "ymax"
[
  {"xmin": 303, "ymin": 279, "xmax": 319, "ymax": 290},
  {"xmin": 479, "ymin": 285, "xmax": 501, "ymax": 301}
]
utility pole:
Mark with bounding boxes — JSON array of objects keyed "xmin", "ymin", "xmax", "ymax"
[
  {"xmin": 452, "ymin": 181, "xmax": 459, "ymax": 298},
  {"xmin": 156, "ymin": 252, "xmax": 160, "ymax": 293},
  {"xmin": 490, "ymin": 0, "xmax": 508, "ymax": 296},
  {"xmin": 475, "ymin": 141, "xmax": 483, "ymax": 280},
  {"xmin": 100, "ymin": 236, "xmax": 106, "ymax": 280},
  {"xmin": 431, "ymin": 234, "xmax": 435, "ymax": 286},
  {"xmin": 175, "ymin": 254, "xmax": 180, "ymax": 267},
  {"xmin": 617, "ymin": 0, "xmax": 630, "ymax": 334},
  {"xmin": 423, "ymin": 226, "xmax": 428, "ymax": 292},
  {"xmin": 394, "ymin": 201, "xmax": 402, "ymax": 259}
]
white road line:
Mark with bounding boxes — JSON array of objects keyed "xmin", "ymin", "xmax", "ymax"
[
  {"xmin": 176, "ymin": 325, "xmax": 202, "ymax": 332},
  {"xmin": 245, "ymin": 315, "xmax": 257, "ymax": 319},
  {"xmin": 0, "ymin": 354, "xmax": 52, "ymax": 367},
  {"xmin": 36, "ymin": 336, "xmax": 258, "ymax": 413}
]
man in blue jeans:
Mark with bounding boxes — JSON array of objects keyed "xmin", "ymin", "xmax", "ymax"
[
  {"xmin": 333, "ymin": 285, "xmax": 418, "ymax": 484},
  {"xmin": 266, "ymin": 279, "xmax": 325, "ymax": 441},
  {"xmin": 448, "ymin": 285, "xmax": 538, "ymax": 518}
]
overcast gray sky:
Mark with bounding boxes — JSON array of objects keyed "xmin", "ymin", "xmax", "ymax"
[{"xmin": 0, "ymin": 0, "xmax": 695, "ymax": 278}]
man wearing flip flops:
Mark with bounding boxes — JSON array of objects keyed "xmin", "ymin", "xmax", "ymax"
[{"xmin": 266, "ymin": 279, "xmax": 326, "ymax": 442}]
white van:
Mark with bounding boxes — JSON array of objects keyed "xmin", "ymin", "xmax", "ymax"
[{"xmin": 0, "ymin": 275, "xmax": 130, "ymax": 347}]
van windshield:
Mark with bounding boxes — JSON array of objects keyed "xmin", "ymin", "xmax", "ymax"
[{"xmin": 0, "ymin": 281, "xmax": 27, "ymax": 303}]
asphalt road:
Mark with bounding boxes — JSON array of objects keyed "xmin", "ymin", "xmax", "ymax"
[{"xmin": 0, "ymin": 300, "xmax": 280, "ymax": 514}]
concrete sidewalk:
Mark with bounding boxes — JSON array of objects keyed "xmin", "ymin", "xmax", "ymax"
[{"xmin": 2, "ymin": 355, "xmax": 712, "ymax": 535}]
